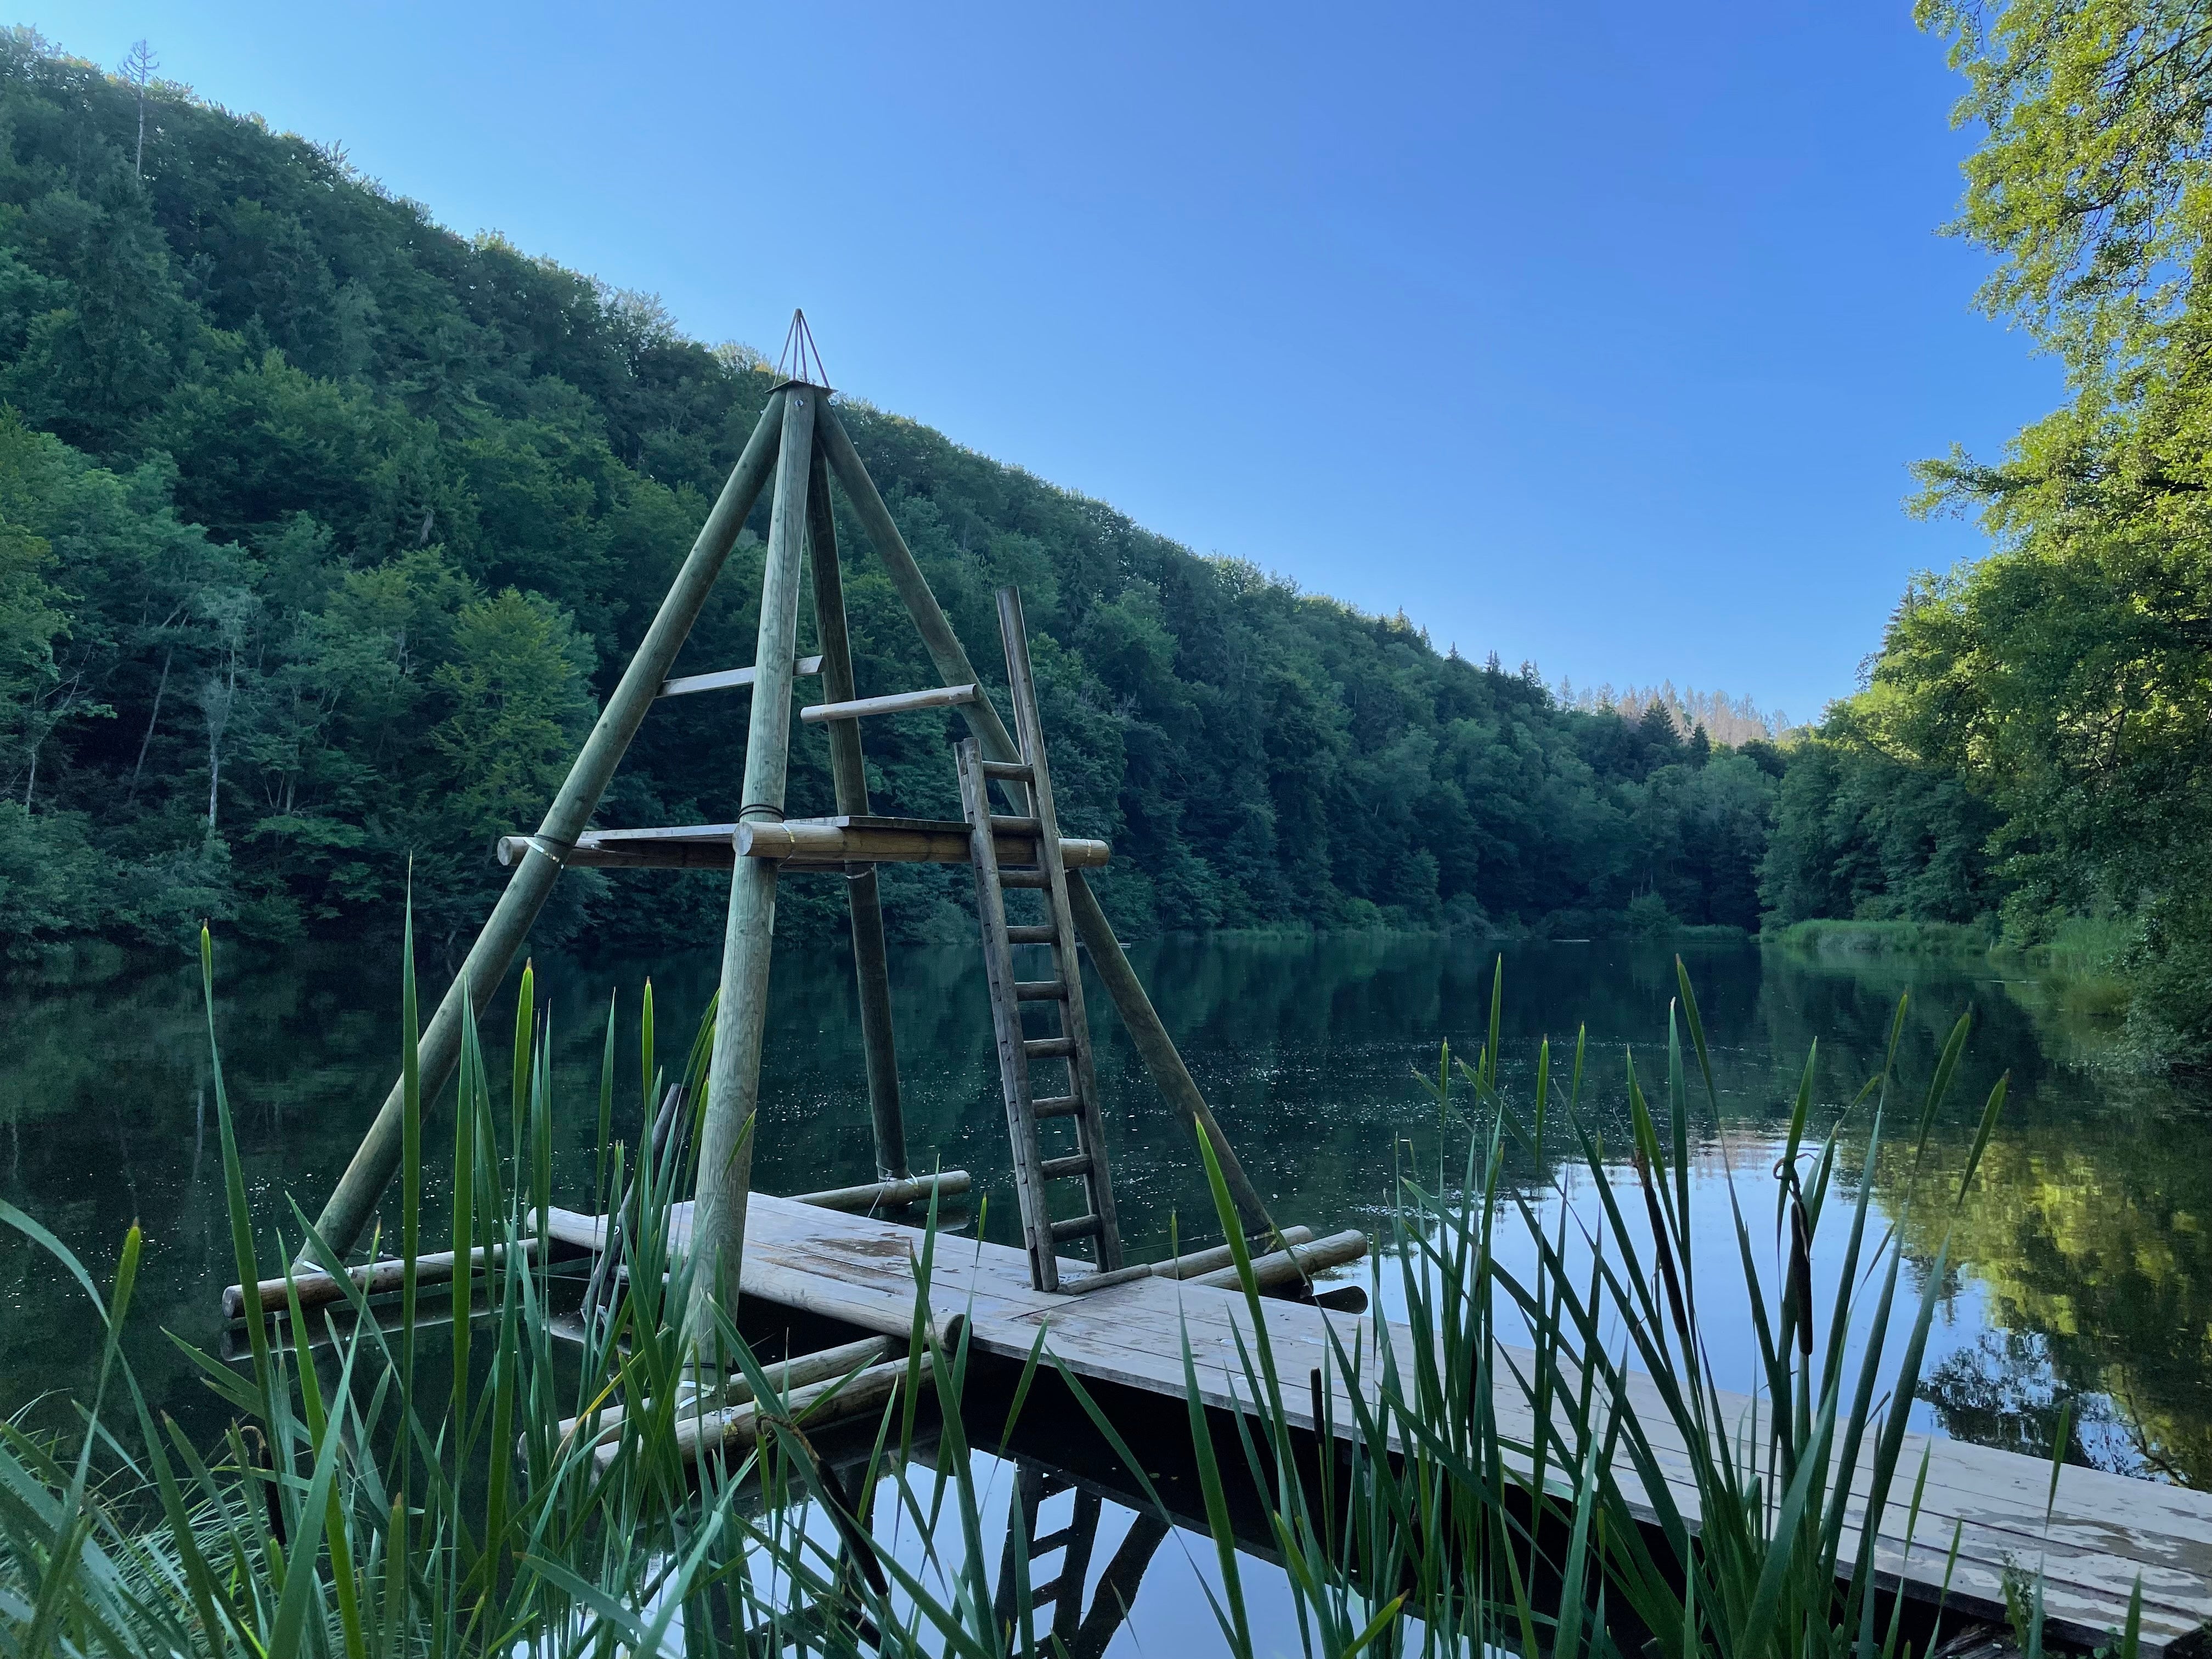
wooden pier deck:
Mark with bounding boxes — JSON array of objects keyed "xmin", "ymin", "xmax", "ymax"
[{"xmin": 542, "ymin": 1194, "xmax": 2212, "ymax": 1656}]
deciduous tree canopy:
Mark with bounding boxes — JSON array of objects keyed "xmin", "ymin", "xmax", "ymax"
[
  {"xmin": 0, "ymin": 31, "xmax": 1775, "ymax": 960},
  {"xmin": 1765, "ymin": 0, "xmax": 2212, "ymax": 1063}
]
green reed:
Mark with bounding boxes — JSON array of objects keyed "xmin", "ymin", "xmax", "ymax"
[
  {"xmin": 0, "ymin": 934, "xmax": 2148, "ymax": 1657},
  {"xmin": 0, "ymin": 914, "xmax": 1047, "ymax": 1657},
  {"xmin": 1147, "ymin": 953, "xmax": 2142, "ymax": 1659}
]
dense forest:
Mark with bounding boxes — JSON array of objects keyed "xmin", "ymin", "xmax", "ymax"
[
  {"xmin": 0, "ymin": 30, "xmax": 1785, "ymax": 962},
  {"xmin": 9, "ymin": 15, "xmax": 2202, "ymax": 1068},
  {"xmin": 1759, "ymin": 0, "xmax": 2212, "ymax": 1065}
]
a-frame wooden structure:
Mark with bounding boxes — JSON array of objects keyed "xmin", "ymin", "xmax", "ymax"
[{"xmin": 307, "ymin": 319, "xmax": 1280, "ymax": 1341}]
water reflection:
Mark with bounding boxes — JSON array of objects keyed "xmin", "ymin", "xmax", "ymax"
[{"xmin": 2, "ymin": 932, "xmax": 2206, "ymax": 1484}]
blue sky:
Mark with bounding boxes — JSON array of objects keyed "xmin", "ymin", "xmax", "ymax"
[{"xmin": 46, "ymin": 2, "xmax": 2055, "ymax": 723}]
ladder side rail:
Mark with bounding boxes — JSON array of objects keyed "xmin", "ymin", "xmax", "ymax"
[
  {"xmin": 996, "ymin": 586, "xmax": 1124, "ymax": 1271},
  {"xmin": 957, "ymin": 739, "xmax": 1062, "ymax": 1291},
  {"xmin": 308, "ymin": 387, "xmax": 791, "ymax": 1264},
  {"xmin": 805, "ymin": 441, "xmax": 908, "ymax": 1181}
]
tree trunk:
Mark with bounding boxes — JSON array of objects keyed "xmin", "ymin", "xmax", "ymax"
[{"xmin": 128, "ymin": 648, "xmax": 172, "ymax": 802}]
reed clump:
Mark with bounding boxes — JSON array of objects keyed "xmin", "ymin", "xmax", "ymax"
[{"xmin": 0, "ymin": 932, "xmax": 2131, "ymax": 1657}]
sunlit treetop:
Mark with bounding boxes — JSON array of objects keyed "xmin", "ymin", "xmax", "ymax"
[{"xmin": 1921, "ymin": 0, "xmax": 2212, "ymax": 370}]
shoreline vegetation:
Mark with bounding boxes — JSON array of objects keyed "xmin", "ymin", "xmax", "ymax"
[{"xmin": 3, "ymin": 928, "xmax": 2114, "ymax": 1658}]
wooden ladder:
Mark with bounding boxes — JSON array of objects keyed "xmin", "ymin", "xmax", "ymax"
[{"xmin": 955, "ymin": 589, "xmax": 1124, "ymax": 1291}]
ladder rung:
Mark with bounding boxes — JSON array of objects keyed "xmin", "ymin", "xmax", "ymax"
[
  {"xmin": 998, "ymin": 868, "xmax": 1049, "ymax": 889},
  {"xmin": 1040, "ymin": 1153, "xmax": 1092, "ymax": 1180},
  {"xmin": 1031, "ymin": 1574, "xmax": 1067, "ymax": 1602},
  {"xmin": 983, "ymin": 759, "xmax": 1034, "ymax": 782},
  {"xmin": 1032, "ymin": 1094, "xmax": 1082, "ymax": 1118},
  {"xmin": 1006, "ymin": 924, "xmax": 1056, "ymax": 945},
  {"xmin": 1030, "ymin": 1526, "xmax": 1075, "ymax": 1556},
  {"xmin": 1050, "ymin": 1214, "xmax": 1104, "ymax": 1243},
  {"xmin": 1023, "ymin": 1036, "xmax": 1076, "ymax": 1060},
  {"xmin": 985, "ymin": 814, "xmax": 1043, "ymax": 833},
  {"xmin": 800, "ymin": 682, "xmax": 977, "ymax": 725},
  {"xmin": 658, "ymin": 655, "xmax": 823, "ymax": 698},
  {"xmin": 1015, "ymin": 979, "xmax": 1067, "ymax": 1001}
]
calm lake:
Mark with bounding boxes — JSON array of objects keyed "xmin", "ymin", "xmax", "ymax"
[{"xmin": 3, "ymin": 929, "xmax": 2208, "ymax": 1644}]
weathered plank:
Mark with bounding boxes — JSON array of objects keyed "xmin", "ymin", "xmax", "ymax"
[{"xmin": 538, "ymin": 1196, "xmax": 2212, "ymax": 1655}]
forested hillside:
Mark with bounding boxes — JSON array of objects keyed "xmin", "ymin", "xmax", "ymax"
[
  {"xmin": 0, "ymin": 31, "xmax": 1782, "ymax": 959},
  {"xmin": 1763, "ymin": 0, "xmax": 2212, "ymax": 1065}
]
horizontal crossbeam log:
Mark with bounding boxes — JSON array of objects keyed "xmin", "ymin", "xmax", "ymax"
[
  {"xmin": 738, "ymin": 820, "xmax": 1108, "ymax": 870},
  {"xmin": 495, "ymin": 817, "xmax": 1110, "ymax": 873},
  {"xmin": 658, "ymin": 654, "xmax": 825, "ymax": 698},
  {"xmin": 799, "ymin": 682, "xmax": 978, "ymax": 724}
]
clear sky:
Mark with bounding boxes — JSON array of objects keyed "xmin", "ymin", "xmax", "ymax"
[{"xmin": 42, "ymin": 2, "xmax": 2056, "ymax": 723}]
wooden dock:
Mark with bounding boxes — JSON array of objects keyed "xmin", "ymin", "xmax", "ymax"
[{"xmin": 540, "ymin": 1194, "xmax": 2212, "ymax": 1657}]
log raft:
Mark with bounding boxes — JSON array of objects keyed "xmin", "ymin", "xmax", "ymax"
[{"xmin": 526, "ymin": 1194, "xmax": 2212, "ymax": 1657}]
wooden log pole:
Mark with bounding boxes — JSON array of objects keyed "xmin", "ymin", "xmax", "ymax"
[
  {"xmin": 555, "ymin": 1333, "xmax": 895, "ymax": 1454},
  {"xmin": 642, "ymin": 1352, "xmax": 926, "ymax": 1471},
  {"xmin": 308, "ymin": 389, "xmax": 790, "ymax": 1263},
  {"xmin": 222, "ymin": 1238, "xmax": 538, "ymax": 1320},
  {"xmin": 689, "ymin": 385, "xmax": 819, "ymax": 1367},
  {"xmin": 805, "ymin": 446, "xmax": 907, "ymax": 1181},
  {"xmin": 818, "ymin": 400, "xmax": 1282, "ymax": 1246},
  {"xmin": 736, "ymin": 820, "xmax": 1110, "ymax": 868},
  {"xmin": 1185, "ymin": 1229, "xmax": 1368, "ymax": 1291},
  {"xmin": 791, "ymin": 1170, "xmax": 971, "ymax": 1213},
  {"xmin": 1057, "ymin": 1226, "xmax": 1317, "ymax": 1296},
  {"xmin": 800, "ymin": 683, "xmax": 979, "ymax": 723},
  {"xmin": 816, "ymin": 404, "xmax": 1026, "ymax": 770}
]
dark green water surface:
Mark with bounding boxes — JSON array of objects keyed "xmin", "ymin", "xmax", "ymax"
[{"xmin": 4, "ymin": 931, "xmax": 2208, "ymax": 1491}]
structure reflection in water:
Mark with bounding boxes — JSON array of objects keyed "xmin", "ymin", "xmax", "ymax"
[{"xmin": 2, "ymin": 930, "xmax": 2207, "ymax": 1484}]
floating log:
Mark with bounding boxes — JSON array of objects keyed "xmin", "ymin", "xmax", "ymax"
[
  {"xmin": 496, "ymin": 817, "xmax": 1110, "ymax": 873},
  {"xmin": 1151, "ymin": 1226, "xmax": 1316, "ymax": 1281},
  {"xmin": 555, "ymin": 1334, "xmax": 897, "ymax": 1455},
  {"xmin": 1184, "ymin": 1229, "xmax": 1368, "ymax": 1292},
  {"xmin": 637, "ymin": 1353, "xmax": 932, "ymax": 1470},
  {"xmin": 658, "ymin": 654, "xmax": 824, "ymax": 698},
  {"xmin": 800, "ymin": 683, "xmax": 978, "ymax": 724},
  {"xmin": 222, "ymin": 1239, "xmax": 538, "ymax": 1320},
  {"xmin": 1059, "ymin": 1226, "xmax": 1318, "ymax": 1295},
  {"xmin": 791, "ymin": 1170, "xmax": 972, "ymax": 1213}
]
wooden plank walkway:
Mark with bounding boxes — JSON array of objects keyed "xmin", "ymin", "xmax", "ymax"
[{"xmin": 543, "ymin": 1195, "xmax": 2212, "ymax": 1656}]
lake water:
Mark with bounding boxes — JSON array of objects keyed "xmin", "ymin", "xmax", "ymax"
[
  {"xmin": 6, "ymin": 928, "xmax": 2208, "ymax": 1649},
  {"xmin": 4, "ymin": 928, "xmax": 2205, "ymax": 1494}
]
